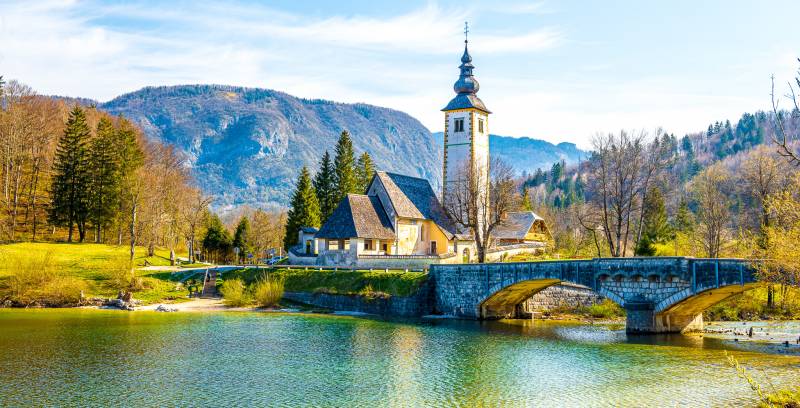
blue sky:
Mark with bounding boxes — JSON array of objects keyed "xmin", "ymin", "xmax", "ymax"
[{"xmin": 1, "ymin": 0, "xmax": 799, "ymax": 147}]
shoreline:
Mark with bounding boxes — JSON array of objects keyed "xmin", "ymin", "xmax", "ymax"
[{"xmin": 6, "ymin": 301, "xmax": 800, "ymax": 346}]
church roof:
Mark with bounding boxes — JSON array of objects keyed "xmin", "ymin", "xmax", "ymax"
[
  {"xmin": 442, "ymin": 93, "xmax": 491, "ymax": 113},
  {"xmin": 372, "ymin": 171, "xmax": 460, "ymax": 239},
  {"xmin": 493, "ymin": 211, "xmax": 546, "ymax": 240},
  {"xmin": 315, "ymin": 194, "xmax": 395, "ymax": 240}
]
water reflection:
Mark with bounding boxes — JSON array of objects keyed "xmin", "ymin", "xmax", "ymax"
[{"xmin": 1, "ymin": 310, "xmax": 798, "ymax": 407}]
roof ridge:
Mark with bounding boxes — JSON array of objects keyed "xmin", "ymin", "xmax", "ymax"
[{"xmin": 377, "ymin": 171, "xmax": 429, "ymax": 182}]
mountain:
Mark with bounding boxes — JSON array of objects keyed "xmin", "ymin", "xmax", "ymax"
[
  {"xmin": 99, "ymin": 85, "xmax": 442, "ymax": 211},
  {"xmin": 433, "ymin": 132, "xmax": 587, "ymax": 175}
]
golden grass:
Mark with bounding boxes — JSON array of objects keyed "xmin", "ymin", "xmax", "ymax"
[
  {"xmin": 0, "ymin": 242, "xmax": 189, "ymax": 305},
  {"xmin": 220, "ymin": 278, "xmax": 250, "ymax": 307},
  {"xmin": 252, "ymin": 273, "xmax": 284, "ymax": 308}
]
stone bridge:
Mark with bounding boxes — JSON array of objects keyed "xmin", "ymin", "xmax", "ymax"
[{"xmin": 429, "ymin": 257, "xmax": 759, "ymax": 333}]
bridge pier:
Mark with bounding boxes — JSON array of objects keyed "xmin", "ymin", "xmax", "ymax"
[
  {"xmin": 625, "ymin": 299, "xmax": 703, "ymax": 334},
  {"xmin": 430, "ymin": 258, "xmax": 756, "ymax": 334}
]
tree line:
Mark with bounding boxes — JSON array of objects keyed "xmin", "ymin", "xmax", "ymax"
[
  {"xmin": 0, "ymin": 77, "xmax": 213, "ymax": 261},
  {"xmin": 283, "ymin": 130, "xmax": 374, "ymax": 250}
]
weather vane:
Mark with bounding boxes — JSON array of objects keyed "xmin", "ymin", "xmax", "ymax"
[{"xmin": 464, "ymin": 21, "xmax": 469, "ymax": 43}]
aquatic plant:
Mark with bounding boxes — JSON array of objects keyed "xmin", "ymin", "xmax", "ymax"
[{"xmin": 724, "ymin": 351, "xmax": 800, "ymax": 407}]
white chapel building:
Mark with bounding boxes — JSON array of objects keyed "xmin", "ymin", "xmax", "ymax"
[{"xmin": 290, "ymin": 34, "xmax": 550, "ymax": 268}]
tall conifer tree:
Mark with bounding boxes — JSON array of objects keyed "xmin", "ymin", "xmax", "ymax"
[
  {"xmin": 232, "ymin": 216, "xmax": 253, "ymax": 261},
  {"xmin": 313, "ymin": 150, "xmax": 336, "ymax": 222},
  {"xmin": 635, "ymin": 187, "xmax": 670, "ymax": 256},
  {"xmin": 333, "ymin": 130, "xmax": 358, "ymax": 204},
  {"xmin": 284, "ymin": 167, "xmax": 321, "ymax": 249},
  {"xmin": 88, "ymin": 117, "xmax": 121, "ymax": 242},
  {"xmin": 356, "ymin": 152, "xmax": 374, "ymax": 192},
  {"xmin": 520, "ymin": 185, "xmax": 533, "ymax": 211},
  {"xmin": 49, "ymin": 106, "xmax": 91, "ymax": 242}
]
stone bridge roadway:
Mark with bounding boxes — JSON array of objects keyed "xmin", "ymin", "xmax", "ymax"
[{"xmin": 429, "ymin": 257, "xmax": 759, "ymax": 333}]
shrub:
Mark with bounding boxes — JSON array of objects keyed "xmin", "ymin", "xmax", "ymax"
[
  {"xmin": 584, "ymin": 299, "xmax": 625, "ymax": 319},
  {"xmin": 220, "ymin": 278, "xmax": 250, "ymax": 307},
  {"xmin": 252, "ymin": 273, "xmax": 284, "ymax": 308},
  {"xmin": 764, "ymin": 389, "xmax": 800, "ymax": 408}
]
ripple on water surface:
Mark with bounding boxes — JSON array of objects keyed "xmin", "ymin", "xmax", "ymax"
[{"xmin": 0, "ymin": 309, "xmax": 798, "ymax": 407}]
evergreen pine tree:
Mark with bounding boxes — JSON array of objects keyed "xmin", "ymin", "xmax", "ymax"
[
  {"xmin": 284, "ymin": 167, "xmax": 321, "ymax": 250},
  {"xmin": 356, "ymin": 152, "xmax": 374, "ymax": 192},
  {"xmin": 332, "ymin": 130, "xmax": 358, "ymax": 203},
  {"xmin": 673, "ymin": 197, "xmax": 694, "ymax": 233},
  {"xmin": 48, "ymin": 106, "xmax": 91, "ymax": 242},
  {"xmin": 550, "ymin": 161, "xmax": 563, "ymax": 187},
  {"xmin": 313, "ymin": 151, "xmax": 336, "ymax": 222},
  {"xmin": 520, "ymin": 186, "xmax": 533, "ymax": 211},
  {"xmin": 635, "ymin": 187, "xmax": 671, "ymax": 255},
  {"xmin": 202, "ymin": 214, "xmax": 233, "ymax": 263},
  {"xmin": 88, "ymin": 117, "xmax": 121, "ymax": 242},
  {"xmin": 114, "ymin": 117, "xmax": 145, "ymax": 176},
  {"xmin": 232, "ymin": 216, "xmax": 252, "ymax": 262}
]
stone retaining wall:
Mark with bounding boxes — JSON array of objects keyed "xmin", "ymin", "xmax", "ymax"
[
  {"xmin": 282, "ymin": 280, "xmax": 434, "ymax": 317},
  {"xmin": 524, "ymin": 283, "xmax": 604, "ymax": 311}
]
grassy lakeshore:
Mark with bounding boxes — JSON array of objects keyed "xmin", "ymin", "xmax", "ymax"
[
  {"xmin": 0, "ymin": 242, "xmax": 195, "ymax": 306},
  {"xmin": 222, "ymin": 267, "xmax": 428, "ymax": 298},
  {"xmin": 0, "ymin": 242, "xmax": 430, "ymax": 308}
]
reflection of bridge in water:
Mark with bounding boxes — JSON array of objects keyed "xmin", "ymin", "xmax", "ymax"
[{"xmin": 430, "ymin": 257, "xmax": 758, "ymax": 333}]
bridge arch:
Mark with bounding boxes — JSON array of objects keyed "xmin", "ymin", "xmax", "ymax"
[
  {"xmin": 431, "ymin": 257, "xmax": 759, "ymax": 333},
  {"xmin": 479, "ymin": 278, "xmax": 562, "ymax": 319}
]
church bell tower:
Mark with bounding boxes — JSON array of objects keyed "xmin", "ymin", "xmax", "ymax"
[{"xmin": 441, "ymin": 22, "xmax": 491, "ymax": 211}]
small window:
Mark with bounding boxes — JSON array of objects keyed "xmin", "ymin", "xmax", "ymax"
[
  {"xmin": 364, "ymin": 240, "xmax": 373, "ymax": 251},
  {"xmin": 381, "ymin": 243, "xmax": 388, "ymax": 252},
  {"xmin": 478, "ymin": 119, "xmax": 484, "ymax": 133},
  {"xmin": 454, "ymin": 118, "xmax": 464, "ymax": 132}
]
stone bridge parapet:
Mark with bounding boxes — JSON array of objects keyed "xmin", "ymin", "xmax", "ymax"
[{"xmin": 429, "ymin": 257, "xmax": 758, "ymax": 333}]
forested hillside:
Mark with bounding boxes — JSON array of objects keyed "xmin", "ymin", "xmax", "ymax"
[
  {"xmin": 0, "ymin": 78, "xmax": 211, "ymax": 258},
  {"xmin": 99, "ymin": 85, "xmax": 442, "ymax": 211},
  {"xmin": 433, "ymin": 131, "xmax": 586, "ymax": 176}
]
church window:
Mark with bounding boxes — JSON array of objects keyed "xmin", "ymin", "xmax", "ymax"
[
  {"xmin": 478, "ymin": 119, "xmax": 484, "ymax": 133},
  {"xmin": 454, "ymin": 118, "xmax": 464, "ymax": 132}
]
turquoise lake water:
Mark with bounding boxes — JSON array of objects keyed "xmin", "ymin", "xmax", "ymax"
[{"xmin": 0, "ymin": 309, "xmax": 798, "ymax": 407}]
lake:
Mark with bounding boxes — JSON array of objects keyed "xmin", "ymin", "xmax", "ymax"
[{"xmin": 0, "ymin": 309, "xmax": 798, "ymax": 407}]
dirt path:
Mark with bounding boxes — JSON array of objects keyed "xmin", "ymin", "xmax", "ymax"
[{"xmin": 137, "ymin": 298, "xmax": 229, "ymax": 312}]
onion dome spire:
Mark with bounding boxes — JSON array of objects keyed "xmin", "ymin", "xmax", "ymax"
[
  {"xmin": 442, "ymin": 21, "xmax": 490, "ymax": 113},
  {"xmin": 454, "ymin": 22, "xmax": 479, "ymax": 95}
]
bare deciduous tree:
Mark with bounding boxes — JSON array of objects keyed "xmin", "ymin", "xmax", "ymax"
[
  {"xmin": 181, "ymin": 188, "xmax": 214, "ymax": 263},
  {"xmin": 587, "ymin": 130, "xmax": 647, "ymax": 257},
  {"xmin": 770, "ymin": 59, "xmax": 800, "ymax": 166},
  {"xmin": 443, "ymin": 157, "xmax": 516, "ymax": 263},
  {"xmin": 691, "ymin": 163, "xmax": 731, "ymax": 258}
]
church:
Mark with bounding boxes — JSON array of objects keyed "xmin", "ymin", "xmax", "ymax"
[{"xmin": 289, "ymin": 33, "xmax": 550, "ymax": 268}]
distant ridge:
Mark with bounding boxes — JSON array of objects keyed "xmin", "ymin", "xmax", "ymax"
[
  {"xmin": 97, "ymin": 84, "xmax": 442, "ymax": 211},
  {"xmin": 433, "ymin": 132, "xmax": 587, "ymax": 175}
]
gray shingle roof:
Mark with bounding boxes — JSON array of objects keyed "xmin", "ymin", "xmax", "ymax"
[
  {"xmin": 442, "ymin": 93, "xmax": 491, "ymax": 113},
  {"xmin": 373, "ymin": 172, "xmax": 459, "ymax": 239},
  {"xmin": 315, "ymin": 194, "xmax": 395, "ymax": 240},
  {"xmin": 493, "ymin": 211, "xmax": 545, "ymax": 240}
]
